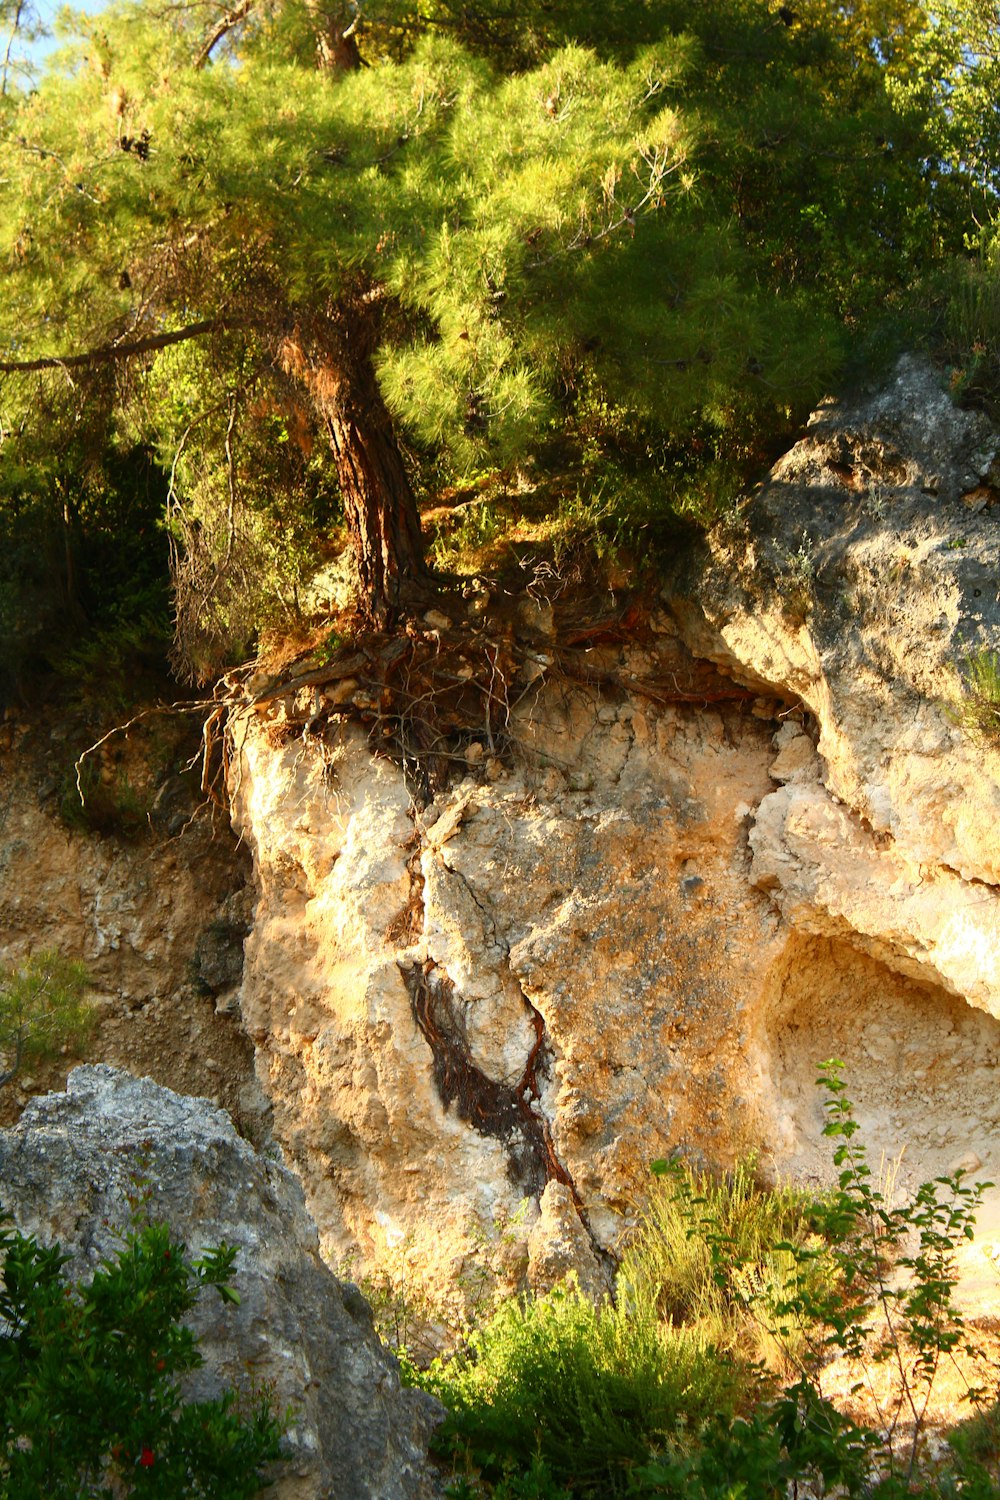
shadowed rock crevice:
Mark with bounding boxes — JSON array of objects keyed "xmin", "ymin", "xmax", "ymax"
[{"xmin": 402, "ymin": 957, "xmax": 573, "ymax": 1201}]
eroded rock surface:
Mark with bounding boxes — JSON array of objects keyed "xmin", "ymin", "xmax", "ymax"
[
  {"xmin": 7, "ymin": 357, "xmax": 1000, "ymax": 1326},
  {"xmin": 229, "ymin": 631, "xmax": 792, "ymax": 1307},
  {"xmin": 0, "ymin": 1066, "xmax": 442, "ymax": 1500},
  {"xmin": 230, "ymin": 359, "xmax": 1000, "ymax": 1314},
  {"xmin": 0, "ymin": 727, "xmax": 261, "ymax": 1129},
  {"xmin": 672, "ymin": 354, "xmax": 1000, "ymax": 891},
  {"xmin": 667, "ymin": 357, "xmax": 1000, "ymax": 1274}
]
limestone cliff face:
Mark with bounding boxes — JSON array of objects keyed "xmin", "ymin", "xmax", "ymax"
[
  {"xmin": 231, "ymin": 359, "xmax": 1000, "ymax": 1306},
  {"xmin": 665, "ymin": 358, "xmax": 1000, "ymax": 1301},
  {"xmin": 4, "ymin": 359, "xmax": 999, "ymax": 1322},
  {"xmin": 0, "ymin": 732, "xmax": 261, "ymax": 1129},
  {"xmin": 229, "ymin": 641, "xmax": 785, "ymax": 1304}
]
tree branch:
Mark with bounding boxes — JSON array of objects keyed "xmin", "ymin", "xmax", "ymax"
[
  {"xmin": 0, "ymin": 316, "xmax": 235, "ymax": 373},
  {"xmin": 1, "ymin": 0, "xmax": 27, "ymax": 98},
  {"xmin": 194, "ymin": 0, "xmax": 256, "ymax": 69}
]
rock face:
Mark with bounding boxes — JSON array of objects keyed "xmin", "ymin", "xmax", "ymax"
[
  {"xmin": 6, "ymin": 357, "xmax": 999, "ymax": 1326},
  {"xmin": 0, "ymin": 1066, "xmax": 442, "ymax": 1500},
  {"xmin": 229, "ymin": 358, "xmax": 1000, "ymax": 1313},
  {"xmin": 672, "ymin": 355, "xmax": 1000, "ymax": 894},
  {"xmin": 667, "ymin": 357, "xmax": 1000, "ymax": 1217},
  {"xmin": 229, "ymin": 631, "xmax": 791, "ymax": 1309},
  {"xmin": 0, "ymin": 730, "xmax": 262, "ymax": 1131}
]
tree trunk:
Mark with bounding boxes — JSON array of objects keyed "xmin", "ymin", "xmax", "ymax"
[
  {"xmin": 303, "ymin": 1, "xmax": 361, "ymax": 74},
  {"xmin": 280, "ymin": 296, "xmax": 430, "ymax": 624}
]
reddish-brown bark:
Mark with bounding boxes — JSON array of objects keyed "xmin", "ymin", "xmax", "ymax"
[{"xmin": 280, "ymin": 296, "xmax": 429, "ymax": 623}]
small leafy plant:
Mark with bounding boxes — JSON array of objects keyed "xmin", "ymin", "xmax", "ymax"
[
  {"xmin": 619, "ymin": 1152, "xmax": 827, "ymax": 1368},
  {"xmin": 0, "ymin": 951, "xmax": 95, "ymax": 1091},
  {"xmin": 0, "ymin": 1214, "xmax": 282, "ymax": 1498},
  {"xmin": 781, "ymin": 1061, "xmax": 987, "ymax": 1484},
  {"xmin": 776, "ymin": 531, "xmax": 816, "ymax": 622},
  {"xmin": 418, "ymin": 1279, "xmax": 742, "ymax": 1498},
  {"xmin": 412, "ymin": 1064, "xmax": 999, "ymax": 1499}
]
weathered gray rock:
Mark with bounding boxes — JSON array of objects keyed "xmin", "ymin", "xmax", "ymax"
[
  {"xmin": 0, "ymin": 1066, "xmax": 443, "ymax": 1500},
  {"xmin": 670, "ymin": 355, "xmax": 1000, "ymax": 991}
]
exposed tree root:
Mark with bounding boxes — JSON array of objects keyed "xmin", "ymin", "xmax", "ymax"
[
  {"xmin": 401, "ymin": 958, "xmax": 573, "ymax": 1200},
  {"xmin": 69, "ymin": 589, "xmax": 765, "ymax": 821},
  {"xmin": 241, "ymin": 589, "xmax": 758, "ymax": 796}
]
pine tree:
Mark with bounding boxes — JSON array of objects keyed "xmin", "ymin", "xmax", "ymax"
[{"xmin": 0, "ymin": 0, "xmax": 974, "ymax": 642}]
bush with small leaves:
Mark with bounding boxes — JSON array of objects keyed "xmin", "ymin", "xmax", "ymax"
[
  {"xmin": 0, "ymin": 951, "xmax": 95, "ymax": 1090},
  {"xmin": 0, "ymin": 1215, "xmax": 282, "ymax": 1499},
  {"xmin": 412, "ymin": 1064, "xmax": 1000, "ymax": 1498}
]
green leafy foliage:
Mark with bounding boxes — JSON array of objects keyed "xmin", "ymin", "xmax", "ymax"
[
  {"xmin": 794, "ymin": 1063, "xmax": 985, "ymax": 1407},
  {"xmin": 0, "ymin": 432, "xmax": 171, "ymax": 702},
  {"xmin": 0, "ymin": 951, "xmax": 95, "ymax": 1090},
  {"xmin": 619, "ymin": 1153, "xmax": 831, "ymax": 1366},
  {"xmin": 1, "ymin": 0, "xmax": 991, "ymax": 657},
  {"xmin": 631, "ymin": 1381, "xmax": 877, "ymax": 1499},
  {"xmin": 419, "ymin": 1280, "xmax": 742, "ymax": 1498},
  {"xmin": 0, "ymin": 1214, "xmax": 282, "ymax": 1498}
]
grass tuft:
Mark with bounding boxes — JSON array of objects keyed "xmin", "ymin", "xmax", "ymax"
[{"xmin": 950, "ymin": 647, "xmax": 1000, "ymax": 742}]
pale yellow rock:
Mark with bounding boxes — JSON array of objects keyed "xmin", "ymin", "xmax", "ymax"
[
  {"xmin": 323, "ymin": 678, "xmax": 358, "ymax": 705},
  {"xmin": 768, "ymin": 732, "xmax": 819, "ymax": 785},
  {"xmin": 229, "ymin": 653, "xmax": 787, "ymax": 1311},
  {"xmin": 422, "ymin": 609, "xmax": 452, "ymax": 632}
]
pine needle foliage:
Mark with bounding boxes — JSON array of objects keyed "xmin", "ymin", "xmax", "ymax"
[{"xmin": 0, "ymin": 0, "xmax": 992, "ymax": 654}]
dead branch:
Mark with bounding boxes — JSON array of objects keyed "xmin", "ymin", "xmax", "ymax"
[{"xmin": 0, "ymin": 316, "xmax": 235, "ymax": 375}]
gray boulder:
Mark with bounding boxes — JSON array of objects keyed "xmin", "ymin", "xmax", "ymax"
[{"xmin": 0, "ymin": 1065, "xmax": 443, "ymax": 1500}]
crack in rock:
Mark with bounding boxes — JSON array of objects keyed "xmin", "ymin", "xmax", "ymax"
[
  {"xmin": 399, "ymin": 812, "xmax": 612, "ymax": 1273},
  {"xmin": 384, "ymin": 833, "xmax": 426, "ymax": 946}
]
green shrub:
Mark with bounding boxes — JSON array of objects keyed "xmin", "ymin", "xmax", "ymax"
[
  {"xmin": 617, "ymin": 1154, "xmax": 829, "ymax": 1368},
  {"xmin": 950, "ymin": 648, "xmax": 1000, "ymax": 742},
  {"xmin": 630, "ymin": 1380, "xmax": 876, "ymax": 1499},
  {"xmin": 416, "ymin": 1279, "xmax": 742, "ymax": 1498},
  {"xmin": 416, "ymin": 1063, "xmax": 999, "ymax": 1498},
  {"xmin": 940, "ymin": 260, "xmax": 1000, "ymax": 415},
  {"xmin": 0, "ymin": 952, "xmax": 96, "ymax": 1090},
  {"xmin": 0, "ymin": 444, "xmax": 172, "ymax": 705},
  {"xmin": 0, "ymin": 1216, "xmax": 282, "ymax": 1498}
]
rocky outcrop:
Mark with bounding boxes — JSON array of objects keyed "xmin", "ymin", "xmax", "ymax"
[
  {"xmin": 670, "ymin": 364, "xmax": 1000, "ymax": 986},
  {"xmin": 0, "ymin": 728, "xmax": 262, "ymax": 1130},
  {"xmin": 0, "ymin": 1066, "xmax": 442, "ymax": 1500},
  {"xmin": 667, "ymin": 357, "xmax": 1000, "ymax": 1231},
  {"xmin": 7, "ymin": 357, "xmax": 999, "ymax": 1325},
  {"xmin": 229, "ymin": 359, "xmax": 1000, "ymax": 1314},
  {"xmin": 229, "ymin": 629, "xmax": 793, "ymax": 1309},
  {"xmin": 671, "ymin": 355, "xmax": 1000, "ymax": 899}
]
